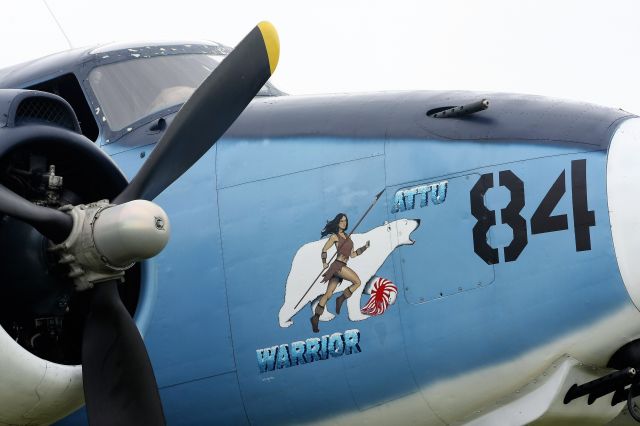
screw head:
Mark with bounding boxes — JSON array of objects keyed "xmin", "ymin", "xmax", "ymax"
[{"xmin": 155, "ymin": 216, "xmax": 165, "ymax": 230}]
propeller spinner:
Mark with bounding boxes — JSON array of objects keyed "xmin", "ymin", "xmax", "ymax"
[{"xmin": 0, "ymin": 21, "xmax": 279, "ymax": 424}]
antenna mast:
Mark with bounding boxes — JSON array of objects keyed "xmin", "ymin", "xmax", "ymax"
[{"xmin": 42, "ymin": 0, "xmax": 74, "ymax": 49}]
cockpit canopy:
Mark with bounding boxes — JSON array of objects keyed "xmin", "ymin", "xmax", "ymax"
[
  {"xmin": 0, "ymin": 41, "xmax": 283, "ymax": 143},
  {"xmin": 88, "ymin": 49, "xmax": 280, "ymax": 132}
]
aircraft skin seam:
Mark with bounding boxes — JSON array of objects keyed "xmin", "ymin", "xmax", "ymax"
[
  {"xmin": 383, "ymin": 136, "xmax": 447, "ymax": 424},
  {"xmin": 386, "ymin": 149, "xmax": 601, "ymax": 193},
  {"xmin": 116, "ymin": 142, "xmax": 599, "ymax": 189},
  {"xmin": 158, "ymin": 370, "xmax": 239, "ymax": 391},
  {"xmin": 392, "ymin": 241, "xmax": 450, "ymax": 424},
  {"xmin": 340, "ymin": 354, "xmax": 363, "ymax": 412},
  {"xmin": 378, "ymin": 131, "xmax": 445, "ymax": 423},
  {"xmin": 444, "ymin": 149, "xmax": 603, "ymax": 180},
  {"xmin": 106, "ymin": 141, "xmax": 159, "ymax": 157},
  {"xmin": 213, "ymin": 143, "xmax": 252, "ymax": 425},
  {"xmin": 221, "ymin": 121, "xmax": 632, "ymax": 147},
  {"xmin": 216, "ymin": 140, "xmax": 596, "ymax": 192},
  {"xmin": 220, "ymin": 135, "xmax": 611, "ymax": 146},
  {"xmin": 605, "ymin": 114, "xmax": 638, "ymax": 140},
  {"xmin": 216, "ymin": 151, "xmax": 384, "ymax": 190},
  {"xmin": 421, "ymin": 134, "xmax": 627, "ymax": 147},
  {"xmin": 336, "ymin": 185, "xmax": 423, "ymax": 414}
]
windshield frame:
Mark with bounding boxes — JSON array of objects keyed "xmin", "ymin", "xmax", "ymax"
[{"xmin": 79, "ymin": 42, "xmax": 282, "ymax": 145}]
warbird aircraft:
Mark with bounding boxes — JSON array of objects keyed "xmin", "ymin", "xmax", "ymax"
[{"xmin": 0, "ymin": 21, "xmax": 639, "ymax": 426}]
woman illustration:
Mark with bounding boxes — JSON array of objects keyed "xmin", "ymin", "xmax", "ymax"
[{"xmin": 311, "ymin": 213, "xmax": 370, "ymax": 333}]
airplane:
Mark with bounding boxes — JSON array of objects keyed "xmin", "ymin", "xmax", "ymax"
[{"xmin": 0, "ymin": 20, "xmax": 639, "ymax": 425}]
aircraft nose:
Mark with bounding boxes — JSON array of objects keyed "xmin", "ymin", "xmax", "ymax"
[{"xmin": 607, "ymin": 117, "xmax": 640, "ymax": 309}]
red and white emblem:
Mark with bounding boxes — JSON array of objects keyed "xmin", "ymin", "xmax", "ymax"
[{"xmin": 361, "ymin": 277, "xmax": 397, "ymax": 316}]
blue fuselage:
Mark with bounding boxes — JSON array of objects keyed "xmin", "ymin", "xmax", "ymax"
[{"xmin": 60, "ymin": 90, "xmax": 635, "ymax": 424}]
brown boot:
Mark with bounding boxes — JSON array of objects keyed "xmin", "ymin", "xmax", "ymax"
[
  {"xmin": 310, "ymin": 304, "xmax": 324, "ymax": 333},
  {"xmin": 336, "ymin": 288, "xmax": 352, "ymax": 315}
]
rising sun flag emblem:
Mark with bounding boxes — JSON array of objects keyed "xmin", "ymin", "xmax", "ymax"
[{"xmin": 361, "ymin": 277, "xmax": 398, "ymax": 316}]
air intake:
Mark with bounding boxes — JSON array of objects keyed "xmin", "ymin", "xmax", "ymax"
[
  {"xmin": 0, "ymin": 89, "xmax": 80, "ymax": 132},
  {"xmin": 15, "ymin": 96, "xmax": 77, "ymax": 131}
]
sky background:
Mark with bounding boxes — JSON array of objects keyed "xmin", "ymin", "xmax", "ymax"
[{"xmin": 1, "ymin": 0, "xmax": 639, "ymax": 113}]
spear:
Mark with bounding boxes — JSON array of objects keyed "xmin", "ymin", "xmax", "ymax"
[{"xmin": 293, "ymin": 188, "xmax": 385, "ymax": 310}]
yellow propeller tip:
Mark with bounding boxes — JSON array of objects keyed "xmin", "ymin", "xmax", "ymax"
[{"xmin": 258, "ymin": 21, "xmax": 279, "ymax": 75}]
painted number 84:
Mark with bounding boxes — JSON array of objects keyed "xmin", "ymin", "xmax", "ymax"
[{"xmin": 470, "ymin": 159, "xmax": 595, "ymax": 265}]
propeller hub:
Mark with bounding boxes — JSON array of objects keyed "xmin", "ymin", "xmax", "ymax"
[
  {"xmin": 93, "ymin": 200, "xmax": 170, "ymax": 267},
  {"xmin": 50, "ymin": 200, "xmax": 170, "ymax": 291}
]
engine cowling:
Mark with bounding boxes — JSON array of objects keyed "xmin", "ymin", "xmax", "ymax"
[{"xmin": 0, "ymin": 90, "xmax": 141, "ymax": 424}]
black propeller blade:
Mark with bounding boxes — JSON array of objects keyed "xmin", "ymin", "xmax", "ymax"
[
  {"xmin": 80, "ymin": 22, "xmax": 280, "ymax": 425},
  {"xmin": 115, "ymin": 21, "xmax": 279, "ymax": 204},
  {"xmin": 0, "ymin": 184, "xmax": 72, "ymax": 243},
  {"xmin": 82, "ymin": 280, "xmax": 165, "ymax": 425}
]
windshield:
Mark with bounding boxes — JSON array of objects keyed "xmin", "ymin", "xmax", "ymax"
[{"xmin": 88, "ymin": 53, "xmax": 276, "ymax": 131}]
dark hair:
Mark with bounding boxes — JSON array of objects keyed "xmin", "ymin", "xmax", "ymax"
[{"xmin": 321, "ymin": 213, "xmax": 348, "ymax": 237}]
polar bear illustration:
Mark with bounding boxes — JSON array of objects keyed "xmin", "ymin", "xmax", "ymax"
[{"xmin": 278, "ymin": 219, "xmax": 420, "ymax": 327}]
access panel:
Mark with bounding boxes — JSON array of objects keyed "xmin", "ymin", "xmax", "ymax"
[{"xmin": 389, "ymin": 174, "xmax": 495, "ymax": 304}]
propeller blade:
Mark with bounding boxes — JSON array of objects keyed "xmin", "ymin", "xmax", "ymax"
[
  {"xmin": 0, "ymin": 184, "xmax": 72, "ymax": 242},
  {"xmin": 82, "ymin": 23, "xmax": 280, "ymax": 423},
  {"xmin": 82, "ymin": 280, "xmax": 165, "ymax": 425},
  {"xmin": 115, "ymin": 21, "xmax": 280, "ymax": 204}
]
